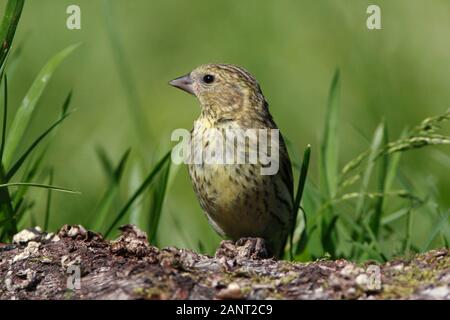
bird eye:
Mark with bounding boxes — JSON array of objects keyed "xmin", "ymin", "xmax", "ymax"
[{"xmin": 203, "ymin": 74, "xmax": 215, "ymax": 84}]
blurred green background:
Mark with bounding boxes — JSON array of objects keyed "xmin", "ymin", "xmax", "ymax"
[{"xmin": 2, "ymin": 0, "xmax": 449, "ymax": 257}]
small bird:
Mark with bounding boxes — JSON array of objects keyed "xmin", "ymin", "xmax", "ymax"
[{"xmin": 169, "ymin": 64, "xmax": 294, "ymax": 258}]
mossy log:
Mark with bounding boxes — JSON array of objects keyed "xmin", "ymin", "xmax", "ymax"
[{"xmin": 0, "ymin": 225, "xmax": 448, "ymax": 300}]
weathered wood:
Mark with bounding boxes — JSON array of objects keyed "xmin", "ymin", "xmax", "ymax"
[{"xmin": 0, "ymin": 224, "xmax": 448, "ymax": 300}]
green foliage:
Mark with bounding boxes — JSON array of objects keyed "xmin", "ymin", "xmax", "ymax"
[
  {"xmin": 90, "ymin": 147, "xmax": 130, "ymax": 231},
  {"xmin": 90, "ymin": 0, "xmax": 174, "ymax": 245},
  {"xmin": 318, "ymin": 69, "xmax": 341, "ymax": 257},
  {"xmin": 3, "ymin": 44, "xmax": 79, "ymax": 169},
  {"xmin": 320, "ymin": 69, "xmax": 340, "ymax": 199},
  {"xmin": 0, "ymin": 0, "xmax": 175, "ymax": 246},
  {"xmin": 0, "ymin": 1, "xmax": 448, "ymax": 264},
  {"xmin": 0, "ymin": 0, "xmax": 24, "ymax": 74},
  {"xmin": 101, "ymin": 0, "xmax": 152, "ymax": 146},
  {"xmin": 0, "ymin": 2, "xmax": 80, "ymax": 241},
  {"xmin": 288, "ymin": 144, "xmax": 310, "ymax": 259},
  {"xmin": 103, "ymin": 150, "xmax": 171, "ymax": 238},
  {"xmin": 296, "ymin": 74, "xmax": 450, "ymax": 262}
]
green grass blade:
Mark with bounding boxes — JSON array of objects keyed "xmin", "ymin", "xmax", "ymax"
[
  {"xmin": 293, "ymin": 145, "xmax": 311, "ymax": 221},
  {"xmin": 351, "ymin": 241, "xmax": 386, "ymax": 262},
  {"xmin": 338, "ymin": 211, "xmax": 364, "ymax": 235},
  {"xmin": 91, "ymin": 148, "xmax": 131, "ymax": 231},
  {"xmin": 0, "ymin": 182, "xmax": 79, "ymax": 194},
  {"xmin": 442, "ymin": 235, "xmax": 449, "ymax": 248},
  {"xmin": 21, "ymin": 92, "xmax": 75, "ymax": 200},
  {"xmin": 322, "ymin": 214, "xmax": 339, "ymax": 256},
  {"xmin": 371, "ymin": 120, "xmax": 389, "ymax": 236},
  {"xmin": 9, "ymin": 94, "xmax": 74, "ymax": 185},
  {"xmin": 104, "ymin": 150, "xmax": 171, "ymax": 238},
  {"xmin": 294, "ymin": 207, "xmax": 308, "ymax": 255},
  {"xmin": 128, "ymin": 163, "xmax": 146, "ymax": 227},
  {"xmin": 91, "ymin": 186, "xmax": 118, "ymax": 231},
  {"xmin": 402, "ymin": 209, "xmax": 413, "ymax": 254},
  {"xmin": 14, "ymin": 199, "xmax": 33, "ymax": 227},
  {"xmin": 320, "ymin": 69, "xmax": 340, "ymax": 199},
  {"xmin": 11, "ymin": 92, "xmax": 73, "ymax": 210},
  {"xmin": 301, "ymin": 180, "xmax": 321, "ymax": 227},
  {"xmin": 5, "ymin": 112, "xmax": 72, "ymax": 181},
  {"xmin": 290, "ymin": 144, "xmax": 311, "ymax": 257},
  {"xmin": 0, "ymin": 74, "xmax": 8, "ymax": 164},
  {"xmin": 147, "ymin": 156, "xmax": 171, "ymax": 244},
  {"xmin": 318, "ymin": 69, "xmax": 340, "ymax": 258},
  {"xmin": 95, "ymin": 146, "xmax": 115, "ymax": 179},
  {"xmin": 383, "ymin": 132, "xmax": 406, "ymax": 192},
  {"xmin": 101, "ymin": 0, "xmax": 152, "ymax": 145},
  {"xmin": 422, "ymin": 209, "xmax": 450, "ymax": 251},
  {"xmin": 3, "ymin": 31, "xmax": 28, "ymax": 80},
  {"xmin": 0, "ymin": 167, "xmax": 15, "ymax": 240},
  {"xmin": 0, "ymin": 73, "xmax": 13, "ymax": 240},
  {"xmin": 3, "ymin": 43, "xmax": 79, "ymax": 168},
  {"xmin": 24, "ymin": 90, "xmax": 74, "ymax": 175},
  {"xmin": 43, "ymin": 169, "xmax": 53, "ymax": 231},
  {"xmin": 61, "ymin": 91, "xmax": 72, "ymax": 117},
  {"xmin": 112, "ymin": 149, "xmax": 131, "ymax": 182},
  {"xmin": 362, "ymin": 220, "xmax": 387, "ymax": 261},
  {"xmin": 381, "ymin": 208, "xmax": 410, "ymax": 225},
  {"xmin": 0, "ymin": 0, "xmax": 25, "ymax": 71},
  {"xmin": 6, "ymin": 198, "xmax": 22, "ymax": 226},
  {"xmin": 355, "ymin": 122, "xmax": 385, "ymax": 221},
  {"xmin": 11, "ymin": 153, "xmax": 39, "ymax": 209}
]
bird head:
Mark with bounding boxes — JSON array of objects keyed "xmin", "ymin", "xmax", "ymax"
[{"xmin": 169, "ymin": 64, "xmax": 267, "ymax": 118}]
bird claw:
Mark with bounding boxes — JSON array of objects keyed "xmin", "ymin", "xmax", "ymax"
[
  {"xmin": 215, "ymin": 238, "xmax": 269, "ymax": 260},
  {"xmin": 235, "ymin": 237, "xmax": 269, "ymax": 259}
]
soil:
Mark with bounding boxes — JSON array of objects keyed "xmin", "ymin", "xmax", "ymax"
[{"xmin": 0, "ymin": 224, "xmax": 448, "ymax": 300}]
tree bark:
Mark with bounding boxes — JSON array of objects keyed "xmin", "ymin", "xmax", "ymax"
[{"xmin": 0, "ymin": 224, "xmax": 448, "ymax": 300}]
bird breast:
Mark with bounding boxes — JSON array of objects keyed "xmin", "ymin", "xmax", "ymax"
[{"xmin": 187, "ymin": 117, "xmax": 290, "ymax": 240}]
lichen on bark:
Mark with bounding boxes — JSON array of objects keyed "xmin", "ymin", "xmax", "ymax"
[{"xmin": 0, "ymin": 225, "xmax": 448, "ymax": 300}]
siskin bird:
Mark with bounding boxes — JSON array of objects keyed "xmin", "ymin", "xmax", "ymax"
[{"xmin": 169, "ymin": 64, "xmax": 294, "ymax": 258}]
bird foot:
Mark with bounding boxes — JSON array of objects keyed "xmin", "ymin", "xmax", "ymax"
[
  {"xmin": 236, "ymin": 237, "xmax": 269, "ymax": 259},
  {"xmin": 215, "ymin": 237, "xmax": 269, "ymax": 260}
]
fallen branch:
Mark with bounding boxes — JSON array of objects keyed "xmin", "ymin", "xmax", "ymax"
[{"xmin": 0, "ymin": 225, "xmax": 448, "ymax": 300}]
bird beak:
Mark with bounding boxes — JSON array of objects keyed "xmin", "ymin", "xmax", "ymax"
[{"xmin": 169, "ymin": 73, "xmax": 194, "ymax": 95}]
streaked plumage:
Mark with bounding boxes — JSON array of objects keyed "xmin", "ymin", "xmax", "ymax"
[{"xmin": 170, "ymin": 64, "xmax": 294, "ymax": 258}]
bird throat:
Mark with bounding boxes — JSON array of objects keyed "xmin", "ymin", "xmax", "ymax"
[{"xmin": 199, "ymin": 96, "xmax": 267, "ymax": 125}]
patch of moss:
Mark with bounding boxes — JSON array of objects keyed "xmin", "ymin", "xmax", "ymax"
[
  {"xmin": 380, "ymin": 261, "xmax": 447, "ymax": 299},
  {"xmin": 63, "ymin": 289, "xmax": 75, "ymax": 300},
  {"xmin": 133, "ymin": 286, "xmax": 167, "ymax": 299}
]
